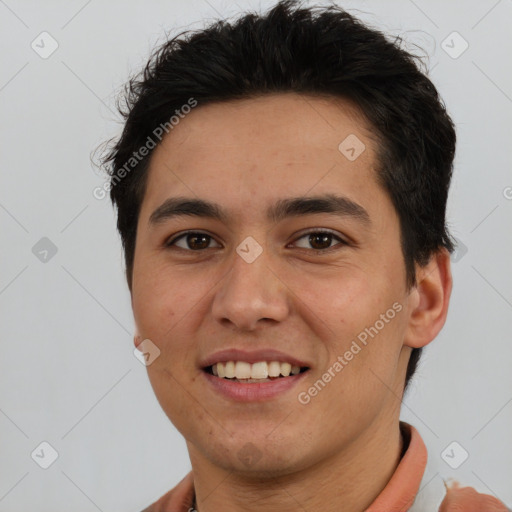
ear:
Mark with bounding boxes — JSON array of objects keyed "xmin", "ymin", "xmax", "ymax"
[
  {"xmin": 403, "ymin": 248, "xmax": 453, "ymax": 349},
  {"xmin": 133, "ymin": 319, "xmax": 142, "ymax": 349},
  {"xmin": 131, "ymin": 296, "xmax": 142, "ymax": 349}
]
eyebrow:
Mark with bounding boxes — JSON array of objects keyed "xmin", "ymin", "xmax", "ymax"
[{"xmin": 148, "ymin": 194, "xmax": 371, "ymax": 227}]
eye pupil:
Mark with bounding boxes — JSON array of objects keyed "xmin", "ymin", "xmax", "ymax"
[
  {"xmin": 188, "ymin": 233, "xmax": 210, "ymax": 250},
  {"xmin": 309, "ymin": 233, "xmax": 332, "ymax": 250}
]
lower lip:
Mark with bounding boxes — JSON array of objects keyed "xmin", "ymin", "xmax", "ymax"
[{"xmin": 202, "ymin": 370, "xmax": 309, "ymax": 401}]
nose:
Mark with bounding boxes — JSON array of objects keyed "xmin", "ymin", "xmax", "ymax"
[{"xmin": 211, "ymin": 246, "xmax": 290, "ymax": 331}]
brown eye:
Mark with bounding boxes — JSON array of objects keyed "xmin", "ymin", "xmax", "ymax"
[
  {"xmin": 166, "ymin": 232, "xmax": 221, "ymax": 251},
  {"xmin": 292, "ymin": 230, "xmax": 346, "ymax": 251}
]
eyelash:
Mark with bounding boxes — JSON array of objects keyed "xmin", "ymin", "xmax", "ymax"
[{"xmin": 164, "ymin": 229, "xmax": 348, "ymax": 253}]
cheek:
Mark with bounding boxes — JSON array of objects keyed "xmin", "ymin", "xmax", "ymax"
[
  {"xmin": 294, "ymin": 266, "xmax": 405, "ymax": 369},
  {"xmin": 132, "ymin": 287, "xmax": 183, "ymax": 349},
  {"xmin": 131, "ymin": 259, "xmax": 188, "ymax": 333},
  {"xmin": 293, "ymin": 268, "xmax": 378, "ymax": 333},
  {"xmin": 131, "ymin": 266, "xmax": 213, "ymax": 374}
]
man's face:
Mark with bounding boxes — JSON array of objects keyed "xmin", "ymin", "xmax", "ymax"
[{"xmin": 131, "ymin": 93, "xmax": 416, "ymax": 475}]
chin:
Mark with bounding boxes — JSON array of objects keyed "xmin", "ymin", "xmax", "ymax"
[{"xmin": 198, "ymin": 435, "xmax": 306, "ymax": 477}]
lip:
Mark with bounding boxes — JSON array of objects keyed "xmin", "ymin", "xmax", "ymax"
[
  {"xmin": 199, "ymin": 348, "xmax": 311, "ymax": 369},
  {"xmin": 202, "ymin": 368, "xmax": 310, "ymax": 401}
]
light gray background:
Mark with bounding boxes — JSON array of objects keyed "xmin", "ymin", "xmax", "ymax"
[{"xmin": 1, "ymin": 0, "xmax": 511, "ymax": 510}]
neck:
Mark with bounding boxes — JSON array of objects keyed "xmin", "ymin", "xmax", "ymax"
[{"xmin": 187, "ymin": 419, "xmax": 404, "ymax": 512}]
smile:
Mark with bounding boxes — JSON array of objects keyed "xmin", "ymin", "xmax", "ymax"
[
  {"xmin": 205, "ymin": 360, "xmax": 309, "ymax": 382},
  {"xmin": 202, "ymin": 362, "xmax": 310, "ymax": 401}
]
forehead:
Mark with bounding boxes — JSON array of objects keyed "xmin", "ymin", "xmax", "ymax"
[
  {"xmin": 141, "ymin": 93, "xmax": 391, "ymax": 227},
  {"xmin": 152, "ymin": 93, "xmax": 375, "ymax": 161}
]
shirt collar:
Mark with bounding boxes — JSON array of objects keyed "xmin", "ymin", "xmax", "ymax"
[
  {"xmin": 364, "ymin": 421, "xmax": 428, "ymax": 512},
  {"xmin": 147, "ymin": 420, "xmax": 427, "ymax": 512}
]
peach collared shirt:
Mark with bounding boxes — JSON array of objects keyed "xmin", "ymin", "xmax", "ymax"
[{"xmin": 141, "ymin": 421, "xmax": 508, "ymax": 512}]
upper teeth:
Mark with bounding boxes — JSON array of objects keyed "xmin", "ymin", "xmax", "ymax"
[{"xmin": 212, "ymin": 361, "xmax": 302, "ymax": 379}]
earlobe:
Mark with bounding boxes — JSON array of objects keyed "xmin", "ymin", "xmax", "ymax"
[
  {"xmin": 133, "ymin": 325, "xmax": 142, "ymax": 349},
  {"xmin": 403, "ymin": 249, "xmax": 453, "ymax": 349},
  {"xmin": 131, "ymin": 297, "xmax": 141, "ymax": 349}
]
